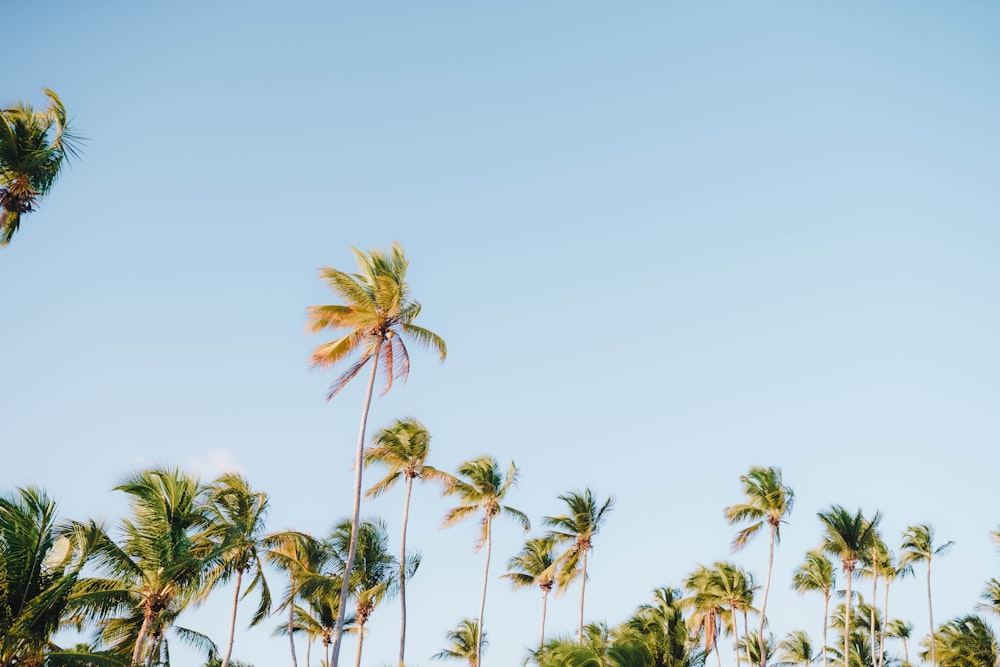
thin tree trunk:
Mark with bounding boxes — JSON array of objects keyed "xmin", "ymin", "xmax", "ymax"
[
  {"xmin": 927, "ymin": 558, "xmax": 936, "ymax": 667},
  {"xmin": 822, "ymin": 590, "xmax": 829, "ymax": 667},
  {"xmin": 878, "ymin": 579, "xmax": 890, "ymax": 667},
  {"xmin": 144, "ymin": 633, "xmax": 160, "ymax": 667},
  {"xmin": 476, "ymin": 516, "xmax": 492, "ymax": 667},
  {"xmin": 132, "ymin": 614, "xmax": 152, "ymax": 667},
  {"xmin": 331, "ymin": 341, "xmax": 382, "ymax": 667},
  {"xmin": 289, "ymin": 598, "xmax": 299, "ymax": 667},
  {"xmin": 354, "ymin": 621, "xmax": 365, "ymax": 667},
  {"xmin": 714, "ymin": 634, "xmax": 723, "ymax": 667},
  {"xmin": 870, "ymin": 548, "xmax": 878, "ymax": 667},
  {"xmin": 304, "ymin": 635, "xmax": 310, "ymax": 667},
  {"xmin": 758, "ymin": 524, "xmax": 776, "ymax": 667},
  {"xmin": 399, "ymin": 476, "xmax": 413, "ymax": 667},
  {"xmin": 539, "ymin": 588, "xmax": 549, "ymax": 652},
  {"xmin": 732, "ymin": 606, "xmax": 742, "ymax": 667},
  {"xmin": 578, "ymin": 549, "xmax": 588, "ymax": 643},
  {"xmin": 902, "ymin": 637, "xmax": 909, "ymax": 666},
  {"xmin": 222, "ymin": 568, "xmax": 244, "ymax": 667},
  {"xmin": 844, "ymin": 566, "xmax": 853, "ymax": 667}
]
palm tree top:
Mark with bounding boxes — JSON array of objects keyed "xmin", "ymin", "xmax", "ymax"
[
  {"xmin": 816, "ymin": 505, "xmax": 882, "ymax": 570},
  {"xmin": 307, "ymin": 242, "xmax": 446, "ymax": 399},
  {"xmin": 364, "ymin": 417, "xmax": 453, "ymax": 498},
  {"xmin": 544, "ymin": 488, "xmax": 614, "ymax": 545},
  {"xmin": 723, "ymin": 465, "xmax": 794, "ymax": 551},
  {"xmin": 900, "ymin": 524, "xmax": 954, "ymax": 565},
  {"xmin": 502, "ymin": 536, "xmax": 557, "ymax": 591},
  {"xmin": 441, "ymin": 456, "xmax": 529, "ymax": 548}
]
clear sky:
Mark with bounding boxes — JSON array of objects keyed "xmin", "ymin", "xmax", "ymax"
[{"xmin": 4, "ymin": 2, "xmax": 1000, "ymax": 666}]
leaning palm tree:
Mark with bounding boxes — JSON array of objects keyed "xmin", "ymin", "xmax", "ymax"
[
  {"xmin": 818, "ymin": 506, "xmax": 881, "ymax": 667},
  {"xmin": 364, "ymin": 416, "xmax": 451, "ymax": 666},
  {"xmin": 442, "ymin": 456, "xmax": 529, "ymax": 667},
  {"xmin": 545, "ymin": 488, "xmax": 614, "ymax": 643},
  {"xmin": 775, "ymin": 630, "xmax": 815, "ymax": 667},
  {"xmin": 433, "ymin": 619, "xmax": 487, "ymax": 667},
  {"xmin": 202, "ymin": 474, "xmax": 271, "ymax": 667},
  {"xmin": 792, "ymin": 550, "xmax": 835, "ymax": 667},
  {"xmin": 0, "ymin": 89, "xmax": 80, "ymax": 246},
  {"xmin": 901, "ymin": 524, "xmax": 953, "ymax": 667},
  {"xmin": 501, "ymin": 536, "xmax": 558, "ymax": 651},
  {"xmin": 307, "ymin": 242, "xmax": 446, "ymax": 667},
  {"xmin": 885, "ymin": 620, "xmax": 912, "ymax": 667},
  {"xmin": 724, "ymin": 465, "xmax": 794, "ymax": 667},
  {"xmin": 919, "ymin": 615, "xmax": 998, "ymax": 667}
]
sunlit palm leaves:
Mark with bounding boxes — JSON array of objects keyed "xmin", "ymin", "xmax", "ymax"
[
  {"xmin": 901, "ymin": 524, "xmax": 953, "ymax": 667},
  {"xmin": 433, "ymin": 618, "xmax": 486, "ymax": 667},
  {"xmin": 918, "ymin": 615, "xmax": 998, "ymax": 667}
]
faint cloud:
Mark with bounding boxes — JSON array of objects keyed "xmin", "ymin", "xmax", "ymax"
[{"xmin": 186, "ymin": 448, "xmax": 245, "ymax": 478}]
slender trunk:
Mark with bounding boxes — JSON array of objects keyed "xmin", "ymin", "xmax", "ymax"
[
  {"xmin": 399, "ymin": 476, "xmax": 413, "ymax": 667},
  {"xmin": 742, "ymin": 611, "xmax": 749, "ymax": 652},
  {"xmin": 878, "ymin": 579, "xmax": 890, "ymax": 667},
  {"xmin": 732, "ymin": 606, "xmax": 742, "ymax": 667},
  {"xmin": 331, "ymin": 341, "xmax": 382, "ymax": 667},
  {"xmin": 714, "ymin": 634, "xmax": 723, "ymax": 667},
  {"xmin": 132, "ymin": 613, "xmax": 152, "ymax": 667},
  {"xmin": 578, "ymin": 548, "xmax": 589, "ymax": 643},
  {"xmin": 304, "ymin": 635, "xmax": 310, "ymax": 667},
  {"xmin": 289, "ymin": 596, "xmax": 299, "ymax": 667},
  {"xmin": 870, "ymin": 548, "xmax": 878, "ymax": 667},
  {"xmin": 844, "ymin": 565, "xmax": 853, "ymax": 667},
  {"xmin": 222, "ymin": 567, "xmax": 244, "ymax": 667},
  {"xmin": 822, "ymin": 590, "xmax": 829, "ymax": 667},
  {"xmin": 927, "ymin": 558, "xmax": 936, "ymax": 667},
  {"xmin": 144, "ymin": 633, "xmax": 159, "ymax": 667},
  {"xmin": 325, "ymin": 638, "xmax": 331, "ymax": 667},
  {"xmin": 539, "ymin": 588, "xmax": 549, "ymax": 652},
  {"xmin": 476, "ymin": 516, "xmax": 493, "ymax": 667},
  {"xmin": 354, "ymin": 621, "xmax": 365, "ymax": 667},
  {"xmin": 758, "ymin": 524, "xmax": 776, "ymax": 667},
  {"xmin": 902, "ymin": 637, "xmax": 909, "ymax": 666}
]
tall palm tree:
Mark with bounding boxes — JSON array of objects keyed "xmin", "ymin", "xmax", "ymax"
[
  {"xmin": 307, "ymin": 242, "xmax": 446, "ymax": 667},
  {"xmin": 711, "ymin": 562, "xmax": 757, "ymax": 667},
  {"xmin": 872, "ymin": 548, "xmax": 911, "ymax": 667},
  {"xmin": 90, "ymin": 468, "xmax": 222, "ymax": 666},
  {"xmin": 202, "ymin": 474, "xmax": 271, "ymax": 667},
  {"xmin": 0, "ymin": 89, "xmax": 80, "ymax": 246},
  {"xmin": 501, "ymin": 536, "xmax": 558, "ymax": 652},
  {"xmin": 442, "ymin": 456, "xmax": 529, "ymax": 667},
  {"xmin": 545, "ymin": 488, "xmax": 614, "ymax": 643},
  {"xmin": 818, "ymin": 506, "xmax": 881, "ymax": 667},
  {"xmin": 885, "ymin": 620, "xmax": 912, "ymax": 667},
  {"xmin": 684, "ymin": 565, "xmax": 727, "ymax": 667},
  {"xmin": 724, "ymin": 465, "xmax": 794, "ymax": 667},
  {"xmin": 364, "ymin": 416, "xmax": 451, "ymax": 666},
  {"xmin": 792, "ymin": 550, "xmax": 835, "ymax": 667},
  {"xmin": 919, "ymin": 615, "xmax": 998, "ymax": 667},
  {"xmin": 433, "ymin": 619, "xmax": 487, "ymax": 667},
  {"xmin": 901, "ymin": 524, "xmax": 953, "ymax": 667},
  {"xmin": 264, "ymin": 531, "xmax": 324, "ymax": 667},
  {"xmin": 858, "ymin": 534, "xmax": 886, "ymax": 667},
  {"xmin": 774, "ymin": 630, "xmax": 815, "ymax": 667}
]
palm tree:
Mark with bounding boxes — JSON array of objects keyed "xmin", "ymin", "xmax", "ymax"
[
  {"xmin": 623, "ymin": 587, "xmax": 706, "ymax": 667},
  {"xmin": 818, "ymin": 506, "xmax": 881, "ymax": 667},
  {"xmin": 442, "ymin": 456, "xmax": 529, "ymax": 667},
  {"xmin": 0, "ymin": 89, "xmax": 80, "ymax": 246},
  {"xmin": 792, "ymin": 550, "xmax": 835, "ymax": 667},
  {"xmin": 711, "ymin": 562, "xmax": 757, "ymax": 667},
  {"xmin": 740, "ymin": 632, "xmax": 775, "ymax": 667},
  {"xmin": 93, "ymin": 467, "xmax": 220, "ymax": 666},
  {"xmin": 545, "ymin": 488, "xmax": 614, "ymax": 642},
  {"xmin": 978, "ymin": 579, "xmax": 1000, "ymax": 618},
  {"xmin": 885, "ymin": 620, "xmax": 912, "ymax": 666},
  {"xmin": 872, "ymin": 548, "xmax": 911, "ymax": 667},
  {"xmin": 919, "ymin": 615, "xmax": 998, "ymax": 667},
  {"xmin": 501, "ymin": 536, "xmax": 558, "ymax": 651},
  {"xmin": 364, "ymin": 416, "xmax": 451, "ymax": 666},
  {"xmin": 858, "ymin": 534, "xmax": 886, "ymax": 667},
  {"xmin": 535, "ymin": 622, "xmax": 649, "ymax": 667},
  {"xmin": 775, "ymin": 630, "xmax": 815, "ymax": 667},
  {"xmin": 264, "ymin": 531, "xmax": 325, "ymax": 667},
  {"xmin": 202, "ymin": 474, "xmax": 271, "ymax": 667},
  {"xmin": 307, "ymin": 242, "xmax": 446, "ymax": 667},
  {"xmin": 724, "ymin": 465, "xmax": 794, "ymax": 667},
  {"xmin": 434, "ymin": 619, "xmax": 487, "ymax": 667},
  {"xmin": 684, "ymin": 565, "xmax": 726, "ymax": 667},
  {"xmin": 901, "ymin": 524, "xmax": 953, "ymax": 667}
]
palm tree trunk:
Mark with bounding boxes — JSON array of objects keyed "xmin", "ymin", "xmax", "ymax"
[
  {"xmin": 870, "ymin": 550, "xmax": 878, "ymax": 667},
  {"xmin": 399, "ymin": 476, "xmax": 413, "ymax": 667},
  {"xmin": 539, "ymin": 588, "xmax": 549, "ymax": 652},
  {"xmin": 476, "ymin": 516, "xmax": 493, "ymax": 667},
  {"xmin": 878, "ymin": 579, "xmax": 890, "ymax": 667},
  {"xmin": 578, "ymin": 549, "xmax": 588, "ymax": 643},
  {"xmin": 144, "ymin": 634, "xmax": 159, "ymax": 667},
  {"xmin": 222, "ymin": 567, "xmax": 244, "ymax": 667},
  {"xmin": 354, "ymin": 621, "xmax": 365, "ymax": 667},
  {"xmin": 758, "ymin": 524, "xmax": 776, "ymax": 667},
  {"xmin": 331, "ymin": 341, "xmax": 382, "ymax": 667},
  {"xmin": 901, "ymin": 637, "xmax": 909, "ymax": 666},
  {"xmin": 732, "ymin": 606, "xmax": 742, "ymax": 667},
  {"xmin": 289, "ymin": 599, "xmax": 299, "ymax": 667},
  {"xmin": 822, "ymin": 590, "xmax": 829, "ymax": 667},
  {"xmin": 132, "ymin": 614, "xmax": 152, "ymax": 667},
  {"xmin": 844, "ymin": 566, "xmax": 853, "ymax": 667},
  {"xmin": 927, "ymin": 558, "xmax": 936, "ymax": 667}
]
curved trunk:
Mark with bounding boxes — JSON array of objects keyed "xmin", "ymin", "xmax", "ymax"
[
  {"xmin": 289, "ymin": 596, "xmax": 299, "ymax": 667},
  {"xmin": 844, "ymin": 565, "xmax": 853, "ymax": 667},
  {"xmin": 399, "ymin": 476, "xmax": 414, "ymax": 667},
  {"xmin": 221, "ymin": 567, "xmax": 244, "ymax": 667},
  {"xmin": 822, "ymin": 589, "xmax": 830, "ymax": 667},
  {"xmin": 758, "ymin": 524, "xmax": 776, "ymax": 667},
  {"xmin": 732, "ymin": 606, "xmax": 742, "ymax": 667},
  {"xmin": 539, "ymin": 588, "xmax": 549, "ymax": 652},
  {"xmin": 354, "ymin": 620, "xmax": 365, "ymax": 667},
  {"xmin": 476, "ymin": 516, "xmax": 493, "ymax": 667},
  {"xmin": 331, "ymin": 341, "xmax": 382, "ymax": 667},
  {"xmin": 578, "ymin": 548, "xmax": 589, "ymax": 643},
  {"xmin": 927, "ymin": 557, "xmax": 936, "ymax": 667},
  {"xmin": 132, "ymin": 613, "xmax": 152, "ymax": 667}
]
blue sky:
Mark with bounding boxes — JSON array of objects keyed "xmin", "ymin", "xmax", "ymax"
[{"xmin": 4, "ymin": 2, "xmax": 1000, "ymax": 665}]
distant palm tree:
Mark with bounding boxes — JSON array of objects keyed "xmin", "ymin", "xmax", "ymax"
[
  {"xmin": 871, "ymin": 547, "xmax": 911, "ymax": 667},
  {"xmin": 885, "ymin": 619, "xmax": 912, "ymax": 666},
  {"xmin": 203, "ymin": 474, "xmax": 271, "ymax": 667},
  {"xmin": 535, "ymin": 622, "xmax": 649, "ymax": 667},
  {"xmin": 501, "ymin": 536, "xmax": 558, "ymax": 651},
  {"xmin": 264, "ymin": 531, "xmax": 324, "ymax": 667},
  {"xmin": 623, "ymin": 587, "xmax": 706, "ymax": 667},
  {"xmin": 901, "ymin": 524, "xmax": 953, "ymax": 667},
  {"xmin": 545, "ymin": 488, "xmax": 614, "ymax": 642},
  {"xmin": 792, "ymin": 550, "xmax": 835, "ymax": 667},
  {"xmin": 724, "ymin": 465, "xmax": 794, "ymax": 667},
  {"xmin": 740, "ymin": 631, "xmax": 775, "ymax": 667},
  {"xmin": 442, "ymin": 457, "xmax": 529, "ymax": 667},
  {"xmin": 775, "ymin": 630, "xmax": 815, "ymax": 667},
  {"xmin": 684, "ymin": 565, "xmax": 727, "ymax": 667},
  {"xmin": 308, "ymin": 242, "xmax": 446, "ymax": 667},
  {"xmin": 0, "ymin": 89, "xmax": 80, "ymax": 246},
  {"xmin": 364, "ymin": 416, "xmax": 451, "ymax": 666},
  {"xmin": 433, "ymin": 619, "xmax": 486, "ymax": 667},
  {"xmin": 919, "ymin": 615, "xmax": 998, "ymax": 667},
  {"xmin": 818, "ymin": 506, "xmax": 881, "ymax": 667},
  {"xmin": 978, "ymin": 578, "xmax": 1000, "ymax": 618}
]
